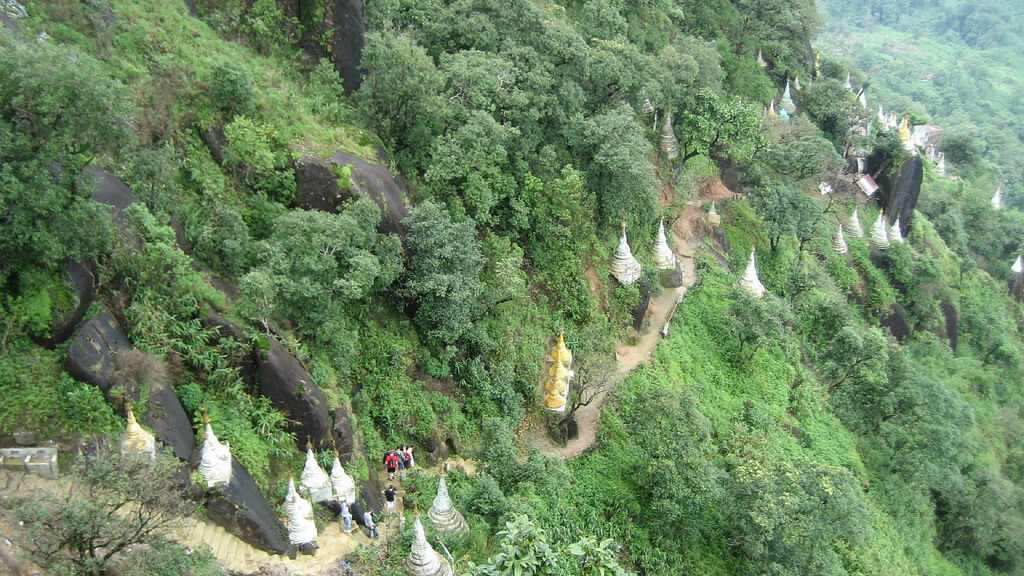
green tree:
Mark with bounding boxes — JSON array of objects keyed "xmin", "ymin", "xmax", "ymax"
[
  {"xmin": 356, "ymin": 31, "xmax": 446, "ymax": 172},
  {"xmin": 727, "ymin": 289, "xmax": 794, "ymax": 363},
  {"xmin": 749, "ymin": 181, "xmax": 827, "ymax": 252},
  {"xmin": 401, "ymin": 202, "xmax": 485, "ymax": 343},
  {"xmin": 425, "ymin": 110, "xmax": 520, "ymax": 224},
  {"xmin": 676, "ymin": 89, "xmax": 766, "ymax": 167},
  {"xmin": 732, "ymin": 459, "xmax": 870, "ymax": 576},
  {"xmin": 3, "ymin": 442, "xmax": 218, "ymax": 576},
  {"xmin": 582, "ymin": 104, "xmax": 659, "ymax": 226},
  {"xmin": 238, "ymin": 200, "xmax": 401, "ymax": 365}
]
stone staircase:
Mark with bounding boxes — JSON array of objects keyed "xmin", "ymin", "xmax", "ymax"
[{"xmin": 176, "ymin": 513, "xmax": 370, "ymax": 573}]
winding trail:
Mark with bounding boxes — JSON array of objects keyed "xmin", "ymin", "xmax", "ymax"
[{"xmin": 523, "ymin": 182, "xmax": 735, "ymax": 458}]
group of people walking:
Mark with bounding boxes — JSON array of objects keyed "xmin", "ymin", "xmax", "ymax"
[
  {"xmin": 383, "ymin": 445, "xmax": 414, "ymax": 480},
  {"xmin": 334, "ymin": 446, "xmax": 418, "ymax": 540}
]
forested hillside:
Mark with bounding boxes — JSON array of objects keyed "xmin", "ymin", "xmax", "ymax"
[{"xmin": 1, "ymin": 0, "xmax": 1023, "ymax": 575}]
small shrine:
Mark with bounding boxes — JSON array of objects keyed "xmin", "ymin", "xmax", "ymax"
[
  {"xmin": 650, "ymin": 219, "xmax": 677, "ymax": 269},
  {"xmin": 856, "ymin": 174, "xmax": 879, "ymax": 197},
  {"xmin": 660, "ymin": 112, "xmax": 680, "ymax": 159},
  {"xmin": 869, "ymin": 211, "xmax": 890, "ymax": 250},
  {"xmin": 845, "ymin": 209, "xmax": 864, "ymax": 239},
  {"xmin": 889, "ymin": 219, "xmax": 904, "ymax": 244},
  {"xmin": 936, "ymin": 153, "xmax": 947, "ymax": 176},
  {"xmin": 857, "ymin": 87, "xmax": 867, "ymax": 109},
  {"xmin": 767, "ymin": 99, "xmax": 778, "ymax": 118},
  {"xmin": 707, "ymin": 202, "xmax": 721, "ymax": 226},
  {"xmin": 330, "ymin": 450, "xmax": 356, "ymax": 505},
  {"xmin": 286, "ymin": 485, "xmax": 317, "ymax": 549},
  {"xmin": 542, "ymin": 331, "xmax": 574, "ymax": 412},
  {"xmin": 283, "ymin": 476, "xmax": 300, "ymax": 519},
  {"xmin": 610, "ymin": 222, "xmax": 642, "ymax": 285},
  {"xmin": 757, "ymin": 49, "xmax": 767, "ymax": 67},
  {"xmin": 300, "ymin": 438, "xmax": 332, "ymax": 504},
  {"xmin": 898, "ymin": 118, "xmax": 915, "ymax": 152},
  {"xmin": 845, "ymin": 73, "xmax": 853, "ymax": 91},
  {"xmin": 736, "ymin": 247, "xmax": 766, "ymax": 298},
  {"xmin": 992, "ymin": 187, "xmax": 1003, "ymax": 210},
  {"xmin": 428, "ymin": 477, "xmax": 469, "ymax": 533},
  {"xmin": 794, "ymin": 76, "xmax": 802, "ymax": 91},
  {"xmin": 819, "ymin": 181, "xmax": 833, "ymax": 195},
  {"xmin": 1012, "ymin": 255, "xmax": 1023, "ymax": 275},
  {"xmin": 832, "ymin": 224, "xmax": 848, "ymax": 254},
  {"xmin": 199, "ymin": 410, "xmax": 232, "ymax": 487},
  {"xmin": 120, "ymin": 402, "xmax": 155, "ymax": 460},
  {"xmin": 779, "ymin": 81, "xmax": 796, "ymax": 114},
  {"xmin": 407, "ymin": 516, "xmax": 454, "ymax": 576}
]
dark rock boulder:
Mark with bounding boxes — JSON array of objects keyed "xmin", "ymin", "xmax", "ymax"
[
  {"xmin": 76, "ymin": 166, "xmax": 138, "ymax": 228},
  {"xmin": 200, "ymin": 313, "xmax": 258, "ymax": 389},
  {"xmin": 941, "ymin": 299, "xmax": 959, "ymax": 352},
  {"xmin": 205, "ymin": 458, "xmax": 292, "ymax": 556},
  {"xmin": 630, "ymin": 277, "xmax": 652, "ymax": 332},
  {"xmin": 293, "ymin": 157, "xmax": 352, "ymax": 213},
  {"xmin": 66, "ymin": 311, "xmax": 132, "ymax": 394},
  {"xmin": 257, "ymin": 336, "xmax": 330, "ymax": 449},
  {"xmin": 1010, "ymin": 271, "xmax": 1024, "ymax": 303},
  {"xmin": 169, "ymin": 214, "xmax": 192, "ymax": 255},
  {"xmin": 329, "ymin": 0, "xmax": 365, "ymax": 93},
  {"xmin": 118, "ymin": 379, "xmax": 195, "ymax": 461},
  {"xmin": 199, "ymin": 125, "xmax": 227, "ymax": 166},
  {"xmin": 32, "ymin": 261, "xmax": 95, "ymax": 348},
  {"xmin": 876, "ymin": 156, "xmax": 923, "ymax": 233},
  {"xmin": 66, "ymin": 312, "xmax": 195, "ymax": 460},
  {"xmin": 294, "ymin": 151, "xmax": 410, "ymax": 234},
  {"xmin": 880, "ymin": 302, "xmax": 912, "ymax": 343},
  {"xmin": 660, "ymin": 261, "xmax": 684, "ymax": 288},
  {"xmin": 331, "ymin": 406, "xmax": 356, "ymax": 464}
]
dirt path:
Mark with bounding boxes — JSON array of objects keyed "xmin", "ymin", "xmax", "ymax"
[{"xmin": 524, "ymin": 181, "xmax": 734, "ymax": 459}]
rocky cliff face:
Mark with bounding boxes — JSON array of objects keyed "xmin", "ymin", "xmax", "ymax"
[
  {"xmin": 289, "ymin": 0, "xmax": 365, "ymax": 93},
  {"xmin": 876, "ymin": 156, "xmax": 923, "ymax": 235}
]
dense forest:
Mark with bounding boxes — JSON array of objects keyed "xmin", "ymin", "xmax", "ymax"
[{"xmin": 2, "ymin": 0, "xmax": 1024, "ymax": 575}]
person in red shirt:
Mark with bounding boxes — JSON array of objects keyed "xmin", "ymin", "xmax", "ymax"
[{"xmin": 384, "ymin": 450, "xmax": 399, "ymax": 480}]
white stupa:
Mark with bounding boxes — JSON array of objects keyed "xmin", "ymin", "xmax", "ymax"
[
  {"xmin": 936, "ymin": 153, "xmax": 947, "ymax": 176},
  {"xmin": 428, "ymin": 477, "xmax": 469, "ymax": 532},
  {"xmin": 199, "ymin": 413, "xmax": 232, "ymax": 488},
  {"xmin": 992, "ymin": 187, "xmax": 1003, "ymax": 210},
  {"xmin": 845, "ymin": 209, "xmax": 864, "ymax": 239},
  {"xmin": 869, "ymin": 211, "xmax": 890, "ymax": 250},
  {"xmin": 845, "ymin": 73, "xmax": 853, "ymax": 91},
  {"xmin": 794, "ymin": 76, "xmax": 802, "ymax": 91},
  {"xmin": 120, "ymin": 403, "xmax": 155, "ymax": 460},
  {"xmin": 650, "ymin": 219, "xmax": 677, "ymax": 269},
  {"xmin": 819, "ymin": 181, "xmax": 833, "ymax": 195},
  {"xmin": 780, "ymin": 81, "xmax": 796, "ymax": 113},
  {"xmin": 300, "ymin": 439, "xmax": 332, "ymax": 504},
  {"xmin": 857, "ymin": 87, "xmax": 868, "ymax": 109},
  {"xmin": 610, "ymin": 223, "xmax": 642, "ymax": 285},
  {"xmin": 832, "ymin": 224, "xmax": 848, "ymax": 254},
  {"xmin": 736, "ymin": 247, "xmax": 766, "ymax": 297},
  {"xmin": 406, "ymin": 517, "xmax": 454, "ymax": 576},
  {"xmin": 768, "ymin": 99, "xmax": 778, "ymax": 118},
  {"xmin": 757, "ymin": 49, "xmax": 767, "ymax": 67},
  {"xmin": 330, "ymin": 451, "xmax": 356, "ymax": 505},
  {"xmin": 286, "ymin": 489, "xmax": 317, "ymax": 547},
  {"xmin": 283, "ymin": 476, "xmax": 300, "ymax": 519},
  {"xmin": 1012, "ymin": 255, "xmax": 1023, "ymax": 274},
  {"xmin": 889, "ymin": 218, "xmax": 904, "ymax": 243},
  {"xmin": 660, "ymin": 112, "xmax": 680, "ymax": 159}
]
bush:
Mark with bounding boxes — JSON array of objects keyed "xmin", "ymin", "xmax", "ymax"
[{"xmin": 209, "ymin": 61, "xmax": 254, "ymax": 118}]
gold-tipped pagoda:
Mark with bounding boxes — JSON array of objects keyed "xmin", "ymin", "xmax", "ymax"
[{"xmin": 542, "ymin": 331, "xmax": 574, "ymax": 412}]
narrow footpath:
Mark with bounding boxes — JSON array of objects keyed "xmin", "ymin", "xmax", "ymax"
[{"xmin": 524, "ymin": 182, "xmax": 734, "ymax": 458}]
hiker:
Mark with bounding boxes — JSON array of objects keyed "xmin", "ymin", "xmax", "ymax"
[
  {"xmin": 403, "ymin": 445, "xmax": 415, "ymax": 470},
  {"xmin": 339, "ymin": 500, "xmax": 352, "ymax": 533},
  {"xmin": 382, "ymin": 484, "xmax": 397, "ymax": 514},
  {"xmin": 396, "ymin": 446, "xmax": 408, "ymax": 480},
  {"xmin": 363, "ymin": 510, "xmax": 378, "ymax": 539},
  {"xmin": 384, "ymin": 450, "xmax": 399, "ymax": 480}
]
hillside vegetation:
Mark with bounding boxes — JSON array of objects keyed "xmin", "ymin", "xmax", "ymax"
[{"xmin": 2, "ymin": 0, "xmax": 1024, "ymax": 575}]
